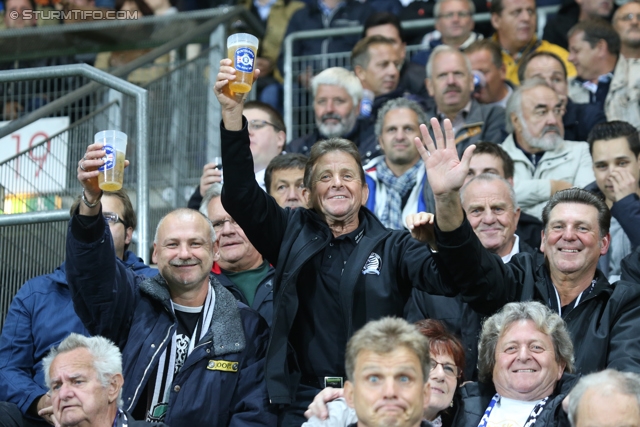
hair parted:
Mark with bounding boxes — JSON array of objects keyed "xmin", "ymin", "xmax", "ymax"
[
  {"xmin": 345, "ymin": 317, "xmax": 431, "ymax": 382},
  {"xmin": 541, "ymin": 188, "xmax": 611, "ymax": 238},
  {"xmin": 304, "ymin": 138, "xmax": 366, "ymax": 190},
  {"xmin": 464, "ymin": 39, "xmax": 503, "ymax": 68},
  {"xmin": 351, "ymin": 35, "xmax": 396, "ymax": 71},
  {"xmin": 265, "ymin": 153, "xmax": 308, "ymax": 195},
  {"xmin": 374, "ymin": 97, "xmax": 428, "ymax": 139}
]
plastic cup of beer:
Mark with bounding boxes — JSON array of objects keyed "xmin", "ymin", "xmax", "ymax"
[
  {"xmin": 227, "ymin": 33, "xmax": 259, "ymax": 93},
  {"xmin": 95, "ymin": 130, "xmax": 127, "ymax": 191}
]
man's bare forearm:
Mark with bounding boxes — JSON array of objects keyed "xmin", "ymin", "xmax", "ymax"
[{"xmin": 435, "ymin": 192, "xmax": 464, "ymax": 232}]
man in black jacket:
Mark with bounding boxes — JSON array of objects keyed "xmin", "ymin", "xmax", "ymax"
[
  {"xmin": 215, "ymin": 60, "xmax": 453, "ymax": 427},
  {"xmin": 411, "ymin": 116, "xmax": 640, "ymax": 377}
]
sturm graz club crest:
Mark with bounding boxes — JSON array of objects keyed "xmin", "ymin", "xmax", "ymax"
[{"xmin": 362, "ymin": 252, "xmax": 382, "ymax": 275}]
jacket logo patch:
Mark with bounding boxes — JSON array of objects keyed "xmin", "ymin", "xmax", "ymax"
[
  {"xmin": 207, "ymin": 360, "xmax": 238, "ymax": 372},
  {"xmin": 362, "ymin": 252, "xmax": 382, "ymax": 275}
]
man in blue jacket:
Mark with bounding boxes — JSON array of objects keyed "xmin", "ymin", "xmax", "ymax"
[
  {"xmin": 0, "ymin": 190, "xmax": 157, "ymax": 427},
  {"xmin": 66, "ymin": 143, "xmax": 275, "ymax": 427}
]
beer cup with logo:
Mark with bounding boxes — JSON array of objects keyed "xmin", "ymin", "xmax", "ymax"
[
  {"xmin": 95, "ymin": 130, "xmax": 127, "ymax": 191},
  {"xmin": 227, "ymin": 33, "xmax": 259, "ymax": 93}
]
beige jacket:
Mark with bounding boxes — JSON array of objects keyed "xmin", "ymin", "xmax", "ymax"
[{"xmin": 569, "ymin": 55, "xmax": 640, "ymax": 130}]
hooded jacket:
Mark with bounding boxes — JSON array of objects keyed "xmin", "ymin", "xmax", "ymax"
[{"xmin": 65, "ymin": 212, "xmax": 275, "ymax": 427}]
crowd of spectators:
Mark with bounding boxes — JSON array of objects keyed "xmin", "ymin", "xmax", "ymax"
[{"xmin": 3, "ymin": 0, "xmax": 640, "ymax": 426}]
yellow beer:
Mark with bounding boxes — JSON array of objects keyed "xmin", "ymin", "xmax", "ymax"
[
  {"xmin": 227, "ymin": 33, "xmax": 259, "ymax": 93},
  {"xmin": 98, "ymin": 150, "xmax": 126, "ymax": 191}
]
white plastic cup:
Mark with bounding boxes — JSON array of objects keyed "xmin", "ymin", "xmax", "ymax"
[
  {"xmin": 227, "ymin": 33, "xmax": 259, "ymax": 93},
  {"xmin": 95, "ymin": 130, "xmax": 127, "ymax": 191}
]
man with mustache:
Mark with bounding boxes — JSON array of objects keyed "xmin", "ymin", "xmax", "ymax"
[
  {"xmin": 364, "ymin": 98, "xmax": 435, "ymax": 230},
  {"xmin": 65, "ymin": 145, "xmax": 275, "ymax": 427},
  {"xmin": 287, "ymin": 67, "xmax": 368, "ymax": 160},
  {"xmin": 501, "ymin": 79, "xmax": 595, "ymax": 219},
  {"xmin": 422, "ymin": 45, "xmax": 506, "ymax": 158}
]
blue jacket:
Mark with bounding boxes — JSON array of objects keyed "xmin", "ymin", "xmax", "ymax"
[
  {"xmin": 0, "ymin": 254, "xmax": 157, "ymax": 419},
  {"xmin": 65, "ymin": 213, "xmax": 276, "ymax": 427}
]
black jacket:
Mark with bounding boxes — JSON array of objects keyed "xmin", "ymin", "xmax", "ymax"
[
  {"xmin": 405, "ymin": 238, "xmax": 542, "ymax": 381},
  {"xmin": 542, "ymin": 2, "xmax": 580, "ymax": 50},
  {"xmin": 435, "ymin": 218, "xmax": 640, "ymax": 375},
  {"xmin": 516, "ymin": 211, "xmax": 543, "ymax": 252},
  {"xmin": 563, "ymin": 99, "xmax": 607, "ymax": 142},
  {"xmin": 451, "ymin": 374, "xmax": 578, "ymax": 427},
  {"xmin": 220, "ymin": 118, "xmax": 456, "ymax": 405}
]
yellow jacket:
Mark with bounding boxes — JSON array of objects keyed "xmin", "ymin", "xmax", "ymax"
[{"xmin": 492, "ymin": 34, "xmax": 577, "ymax": 85}]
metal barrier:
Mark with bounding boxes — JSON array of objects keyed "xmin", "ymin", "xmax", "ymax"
[
  {"xmin": 0, "ymin": 64, "xmax": 149, "ymax": 256},
  {"xmin": 0, "ymin": 9, "xmax": 257, "ymax": 326},
  {"xmin": 282, "ymin": 5, "xmax": 559, "ymax": 140},
  {"xmin": 0, "ymin": 210, "xmax": 69, "ymax": 330}
]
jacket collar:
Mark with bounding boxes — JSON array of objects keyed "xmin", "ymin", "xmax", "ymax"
[{"xmin": 138, "ymin": 274, "xmax": 246, "ymax": 355}]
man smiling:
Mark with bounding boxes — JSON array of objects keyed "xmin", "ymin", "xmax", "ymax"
[
  {"xmin": 215, "ymin": 58, "xmax": 454, "ymax": 427},
  {"xmin": 66, "ymin": 143, "xmax": 275, "ymax": 426},
  {"xmin": 413, "ymin": 114, "xmax": 640, "ymax": 378}
]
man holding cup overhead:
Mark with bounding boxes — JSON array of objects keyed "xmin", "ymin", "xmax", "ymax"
[
  {"xmin": 66, "ymin": 139, "xmax": 276, "ymax": 427},
  {"xmin": 214, "ymin": 58, "xmax": 460, "ymax": 426}
]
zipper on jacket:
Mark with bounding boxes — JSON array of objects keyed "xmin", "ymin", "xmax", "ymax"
[{"xmin": 127, "ymin": 322, "xmax": 174, "ymax": 412}]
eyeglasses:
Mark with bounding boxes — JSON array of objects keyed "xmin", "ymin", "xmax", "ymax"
[
  {"xmin": 430, "ymin": 360, "xmax": 460, "ymax": 378},
  {"xmin": 248, "ymin": 120, "xmax": 281, "ymax": 132},
  {"xmin": 211, "ymin": 217, "xmax": 239, "ymax": 232},
  {"xmin": 103, "ymin": 212, "xmax": 127, "ymax": 227},
  {"xmin": 438, "ymin": 11, "xmax": 472, "ymax": 19},
  {"xmin": 617, "ymin": 13, "xmax": 640, "ymax": 22}
]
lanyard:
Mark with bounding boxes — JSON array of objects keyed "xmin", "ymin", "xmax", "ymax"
[
  {"xmin": 114, "ymin": 409, "xmax": 128, "ymax": 427},
  {"xmin": 477, "ymin": 394, "xmax": 549, "ymax": 427}
]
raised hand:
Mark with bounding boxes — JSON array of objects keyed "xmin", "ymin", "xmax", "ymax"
[
  {"xmin": 213, "ymin": 59, "xmax": 260, "ymax": 131},
  {"xmin": 406, "ymin": 212, "xmax": 436, "ymax": 249},
  {"xmin": 199, "ymin": 162, "xmax": 224, "ymax": 197},
  {"xmin": 414, "ymin": 118, "xmax": 475, "ymax": 197}
]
